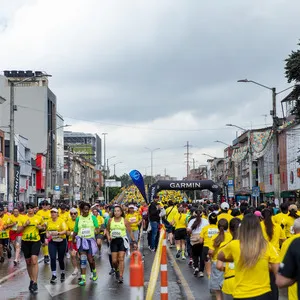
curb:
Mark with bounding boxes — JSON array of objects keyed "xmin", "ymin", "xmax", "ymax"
[
  {"xmin": 167, "ymin": 247, "xmax": 195, "ymax": 300},
  {"xmin": 0, "ymin": 257, "xmax": 44, "ymax": 285}
]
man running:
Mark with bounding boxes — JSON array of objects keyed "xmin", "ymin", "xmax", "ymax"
[
  {"xmin": 18, "ymin": 203, "xmax": 46, "ymax": 294},
  {"xmin": 0, "ymin": 204, "xmax": 13, "ymax": 262}
]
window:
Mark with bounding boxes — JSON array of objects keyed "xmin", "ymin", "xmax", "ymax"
[{"xmin": 32, "ymin": 173, "xmax": 36, "ymax": 186}]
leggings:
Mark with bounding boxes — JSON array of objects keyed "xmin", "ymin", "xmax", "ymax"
[
  {"xmin": 48, "ymin": 240, "xmax": 67, "ymax": 272},
  {"xmin": 191, "ymin": 243, "xmax": 205, "ymax": 271}
]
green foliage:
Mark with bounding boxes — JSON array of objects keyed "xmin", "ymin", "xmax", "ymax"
[
  {"xmin": 119, "ymin": 173, "xmax": 132, "ymax": 186},
  {"xmin": 108, "ymin": 187, "xmax": 121, "ymax": 200},
  {"xmin": 285, "ymin": 41, "xmax": 300, "ymax": 83}
]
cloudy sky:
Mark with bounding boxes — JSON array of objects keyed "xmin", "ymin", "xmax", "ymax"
[{"xmin": 0, "ymin": 0, "xmax": 299, "ymax": 179}]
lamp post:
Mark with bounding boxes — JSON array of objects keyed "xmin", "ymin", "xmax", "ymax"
[
  {"xmin": 202, "ymin": 153, "xmax": 217, "ymax": 159},
  {"xmin": 105, "ymin": 155, "xmax": 116, "ymax": 204},
  {"xmin": 102, "ymin": 133, "xmax": 107, "ymax": 175},
  {"xmin": 145, "ymin": 147, "xmax": 160, "ymax": 184},
  {"xmin": 45, "ymin": 124, "xmax": 71, "ymax": 200},
  {"xmin": 7, "ymin": 73, "xmax": 51, "ymax": 209},
  {"xmin": 113, "ymin": 161, "xmax": 123, "ymax": 178},
  {"xmin": 237, "ymin": 79, "xmax": 297, "ymax": 200},
  {"xmin": 214, "ymin": 140, "xmax": 231, "ymax": 147}
]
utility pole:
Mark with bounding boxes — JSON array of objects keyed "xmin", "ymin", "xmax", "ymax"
[
  {"xmin": 102, "ymin": 133, "xmax": 107, "ymax": 175},
  {"xmin": 145, "ymin": 147, "xmax": 160, "ymax": 185},
  {"xmin": 9, "ymin": 82, "xmax": 15, "ymax": 210},
  {"xmin": 184, "ymin": 141, "xmax": 191, "ymax": 179}
]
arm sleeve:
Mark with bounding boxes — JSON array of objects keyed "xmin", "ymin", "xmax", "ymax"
[
  {"xmin": 73, "ymin": 217, "xmax": 79, "ymax": 233},
  {"xmin": 279, "ymin": 240, "xmax": 298, "ymax": 279},
  {"xmin": 92, "ymin": 215, "xmax": 99, "ymax": 228}
]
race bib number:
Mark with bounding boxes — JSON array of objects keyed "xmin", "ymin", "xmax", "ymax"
[
  {"xmin": 142, "ymin": 212, "xmax": 148, "ymax": 216},
  {"xmin": 111, "ymin": 229, "xmax": 121, "ymax": 238},
  {"xmin": 129, "ymin": 217, "xmax": 137, "ymax": 223},
  {"xmin": 228, "ymin": 262, "xmax": 235, "ymax": 270},
  {"xmin": 208, "ymin": 228, "xmax": 219, "ymax": 237},
  {"xmin": 81, "ymin": 228, "xmax": 92, "ymax": 237},
  {"xmin": 52, "ymin": 236, "xmax": 63, "ymax": 242}
]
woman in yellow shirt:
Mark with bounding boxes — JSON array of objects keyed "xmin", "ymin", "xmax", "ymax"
[
  {"xmin": 218, "ymin": 214, "xmax": 280, "ymax": 300},
  {"xmin": 125, "ymin": 204, "xmax": 141, "ymax": 252},
  {"xmin": 208, "ymin": 219, "xmax": 232, "ymax": 300},
  {"xmin": 46, "ymin": 208, "xmax": 67, "ymax": 284},
  {"xmin": 172, "ymin": 206, "xmax": 188, "ymax": 260}
]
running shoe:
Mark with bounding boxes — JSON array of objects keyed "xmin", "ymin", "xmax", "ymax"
[
  {"xmin": 72, "ymin": 268, "xmax": 79, "ymax": 276},
  {"xmin": 109, "ymin": 268, "xmax": 115, "ymax": 275},
  {"xmin": 60, "ymin": 273, "xmax": 65, "ymax": 282},
  {"xmin": 182, "ymin": 253, "xmax": 186, "ymax": 260},
  {"xmin": 198, "ymin": 271, "xmax": 204, "ymax": 278},
  {"xmin": 193, "ymin": 268, "xmax": 199, "ymax": 277},
  {"xmin": 30, "ymin": 282, "xmax": 38, "ymax": 294},
  {"xmin": 176, "ymin": 250, "xmax": 181, "ymax": 259},
  {"xmin": 13, "ymin": 260, "xmax": 18, "ymax": 267},
  {"xmin": 78, "ymin": 278, "xmax": 86, "ymax": 286},
  {"xmin": 50, "ymin": 275, "xmax": 57, "ymax": 284},
  {"xmin": 6, "ymin": 245, "xmax": 12, "ymax": 259},
  {"xmin": 188, "ymin": 258, "xmax": 193, "ymax": 266},
  {"xmin": 29, "ymin": 280, "xmax": 34, "ymax": 291},
  {"xmin": 91, "ymin": 272, "xmax": 98, "ymax": 281},
  {"xmin": 118, "ymin": 276, "xmax": 124, "ymax": 284},
  {"xmin": 115, "ymin": 269, "xmax": 120, "ymax": 280},
  {"xmin": 66, "ymin": 252, "xmax": 70, "ymax": 259},
  {"xmin": 44, "ymin": 256, "xmax": 50, "ymax": 264}
]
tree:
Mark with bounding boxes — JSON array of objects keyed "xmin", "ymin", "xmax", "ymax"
[
  {"xmin": 285, "ymin": 41, "xmax": 300, "ymax": 120},
  {"xmin": 119, "ymin": 173, "xmax": 132, "ymax": 187}
]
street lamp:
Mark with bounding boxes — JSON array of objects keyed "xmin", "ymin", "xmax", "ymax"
[
  {"xmin": 145, "ymin": 147, "xmax": 160, "ymax": 184},
  {"xmin": 106, "ymin": 155, "xmax": 116, "ymax": 177},
  {"xmin": 214, "ymin": 140, "xmax": 231, "ymax": 147},
  {"xmin": 45, "ymin": 124, "xmax": 71, "ymax": 198},
  {"xmin": 226, "ymin": 123, "xmax": 247, "ymax": 132},
  {"xmin": 237, "ymin": 78, "xmax": 297, "ymax": 200},
  {"xmin": 102, "ymin": 133, "xmax": 108, "ymax": 174},
  {"xmin": 202, "ymin": 153, "xmax": 217, "ymax": 159},
  {"xmin": 7, "ymin": 72, "xmax": 51, "ymax": 208},
  {"xmin": 113, "ymin": 161, "xmax": 123, "ymax": 177}
]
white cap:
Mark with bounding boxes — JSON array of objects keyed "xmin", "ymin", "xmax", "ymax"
[
  {"xmin": 51, "ymin": 208, "xmax": 58, "ymax": 213},
  {"xmin": 220, "ymin": 202, "xmax": 229, "ymax": 211},
  {"xmin": 70, "ymin": 208, "xmax": 77, "ymax": 213}
]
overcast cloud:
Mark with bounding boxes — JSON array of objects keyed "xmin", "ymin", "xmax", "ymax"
[{"xmin": 0, "ymin": 0, "xmax": 299, "ymax": 178}]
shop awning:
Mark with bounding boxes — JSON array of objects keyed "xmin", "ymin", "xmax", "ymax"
[
  {"xmin": 265, "ymin": 192, "xmax": 274, "ymax": 198},
  {"xmin": 280, "ymin": 191, "xmax": 296, "ymax": 198}
]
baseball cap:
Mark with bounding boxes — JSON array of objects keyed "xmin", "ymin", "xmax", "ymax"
[
  {"xmin": 70, "ymin": 208, "xmax": 78, "ymax": 213},
  {"xmin": 289, "ymin": 204, "xmax": 298, "ymax": 211},
  {"xmin": 220, "ymin": 202, "xmax": 229, "ymax": 211},
  {"xmin": 254, "ymin": 211, "xmax": 262, "ymax": 217},
  {"xmin": 128, "ymin": 204, "xmax": 135, "ymax": 209},
  {"xmin": 51, "ymin": 208, "xmax": 58, "ymax": 213}
]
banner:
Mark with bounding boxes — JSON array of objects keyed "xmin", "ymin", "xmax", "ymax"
[
  {"xmin": 14, "ymin": 165, "xmax": 20, "ymax": 204},
  {"xmin": 129, "ymin": 170, "xmax": 147, "ymax": 202}
]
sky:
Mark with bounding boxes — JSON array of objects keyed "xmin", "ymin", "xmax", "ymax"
[{"xmin": 0, "ymin": 0, "xmax": 300, "ymax": 179}]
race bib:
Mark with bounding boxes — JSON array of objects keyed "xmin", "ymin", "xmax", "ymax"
[
  {"xmin": 208, "ymin": 228, "xmax": 219, "ymax": 237},
  {"xmin": 142, "ymin": 212, "xmax": 148, "ymax": 216},
  {"xmin": 52, "ymin": 236, "xmax": 63, "ymax": 242},
  {"xmin": 81, "ymin": 228, "xmax": 92, "ymax": 237},
  {"xmin": 129, "ymin": 217, "xmax": 137, "ymax": 223},
  {"xmin": 12, "ymin": 224, "xmax": 18, "ymax": 231},
  {"xmin": 111, "ymin": 229, "xmax": 121, "ymax": 238},
  {"xmin": 290, "ymin": 226, "xmax": 295, "ymax": 235}
]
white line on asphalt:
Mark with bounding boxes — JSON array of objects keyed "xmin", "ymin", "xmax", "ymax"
[
  {"xmin": 167, "ymin": 247, "xmax": 195, "ymax": 300},
  {"xmin": 0, "ymin": 257, "xmax": 44, "ymax": 285},
  {"xmin": 44, "ymin": 274, "xmax": 79, "ymax": 297}
]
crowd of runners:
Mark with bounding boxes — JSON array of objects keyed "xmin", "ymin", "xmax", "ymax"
[{"xmin": 0, "ymin": 192, "xmax": 300, "ymax": 299}]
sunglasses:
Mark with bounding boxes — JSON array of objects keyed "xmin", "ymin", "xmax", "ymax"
[{"xmin": 70, "ymin": 213, "xmax": 78, "ymax": 215}]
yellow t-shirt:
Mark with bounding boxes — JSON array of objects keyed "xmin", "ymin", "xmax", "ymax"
[
  {"xmin": 9, "ymin": 214, "xmax": 24, "ymax": 232},
  {"xmin": 217, "ymin": 213, "xmax": 233, "ymax": 224},
  {"xmin": 284, "ymin": 216, "xmax": 299, "ymax": 238},
  {"xmin": 208, "ymin": 231, "xmax": 232, "ymax": 261},
  {"xmin": 66, "ymin": 219, "xmax": 76, "ymax": 241},
  {"xmin": 222, "ymin": 262, "xmax": 235, "ymax": 295},
  {"xmin": 236, "ymin": 215, "xmax": 244, "ymax": 221},
  {"xmin": 221, "ymin": 240, "xmax": 280, "ymax": 298},
  {"xmin": 280, "ymin": 233, "xmax": 300, "ymax": 300},
  {"xmin": 0, "ymin": 214, "xmax": 12, "ymax": 239},
  {"xmin": 46, "ymin": 217, "xmax": 67, "ymax": 240},
  {"xmin": 59, "ymin": 211, "xmax": 70, "ymax": 223},
  {"xmin": 165, "ymin": 206, "xmax": 178, "ymax": 223},
  {"xmin": 36, "ymin": 209, "xmax": 51, "ymax": 233},
  {"xmin": 260, "ymin": 221, "xmax": 286, "ymax": 252},
  {"xmin": 273, "ymin": 212, "xmax": 289, "ymax": 227},
  {"xmin": 173, "ymin": 213, "xmax": 187, "ymax": 230},
  {"xmin": 125, "ymin": 212, "xmax": 141, "ymax": 231},
  {"xmin": 200, "ymin": 224, "xmax": 219, "ymax": 248},
  {"xmin": 19, "ymin": 214, "xmax": 43, "ymax": 242}
]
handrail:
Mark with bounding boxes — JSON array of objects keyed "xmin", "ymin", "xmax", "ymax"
[{"xmin": 145, "ymin": 227, "xmax": 166, "ymax": 300}]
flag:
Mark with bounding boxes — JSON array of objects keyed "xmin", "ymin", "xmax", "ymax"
[{"xmin": 129, "ymin": 170, "xmax": 147, "ymax": 202}]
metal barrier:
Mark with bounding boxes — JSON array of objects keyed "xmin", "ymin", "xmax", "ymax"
[{"xmin": 145, "ymin": 227, "xmax": 168, "ymax": 300}]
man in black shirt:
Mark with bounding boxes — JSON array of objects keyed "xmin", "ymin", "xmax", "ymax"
[
  {"xmin": 148, "ymin": 195, "xmax": 160, "ymax": 251},
  {"xmin": 276, "ymin": 237, "xmax": 300, "ymax": 299}
]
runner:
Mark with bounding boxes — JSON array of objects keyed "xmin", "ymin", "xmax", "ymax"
[
  {"xmin": 46, "ymin": 207, "xmax": 68, "ymax": 284},
  {"xmin": 106, "ymin": 205, "xmax": 135, "ymax": 283},
  {"xmin": 187, "ymin": 206, "xmax": 208, "ymax": 277},
  {"xmin": 284, "ymin": 204, "xmax": 299, "ymax": 238},
  {"xmin": 9, "ymin": 207, "xmax": 24, "ymax": 266},
  {"xmin": 165, "ymin": 201, "xmax": 177, "ymax": 248},
  {"xmin": 36, "ymin": 200, "xmax": 51, "ymax": 264},
  {"xmin": 208, "ymin": 219, "xmax": 232, "ymax": 300},
  {"xmin": 73, "ymin": 201, "xmax": 99, "ymax": 286},
  {"xmin": 217, "ymin": 202, "xmax": 233, "ymax": 223},
  {"xmin": 17, "ymin": 203, "xmax": 46, "ymax": 294},
  {"xmin": 66, "ymin": 207, "xmax": 79, "ymax": 275},
  {"xmin": 218, "ymin": 214, "xmax": 280, "ymax": 300},
  {"xmin": 0, "ymin": 204, "xmax": 13, "ymax": 262},
  {"xmin": 125, "ymin": 204, "xmax": 142, "ymax": 252},
  {"xmin": 91, "ymin": 206, "xmax": 105, "ymax": 256}
]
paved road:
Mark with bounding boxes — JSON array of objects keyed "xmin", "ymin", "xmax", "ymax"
[{"xmin": 0, "ymin": 234, "xmax": 182, "ymax": 300}]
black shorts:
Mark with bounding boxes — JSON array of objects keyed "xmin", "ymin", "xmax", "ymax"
[
  {"xmin": 0, "ymin": 238, "xmax": 9, "ymax": 246},
  {"xmin": 40, "ymin": 233, "xmax": 46, "ymax": 244},
  {"xmin": 110, "ymin": 238, "xmax": 126, "ymax": 253},
  {"xmin": 21, "ymin": 241, "xmax": 41, "ymax": 259},
  {"xmin": 95, "ymin": 233, "xmax": 104, "ymax": 240},
  {"xmin": 202, "ymin": 246, "xmax": 209, "ymax": 262},
  {"xmin": 174, "ymin": 228, "xmax": 187, "ymax": 241},
  {"xmin": 234, "ymin": 292, "xmax": 273, "ymax": 300}
]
